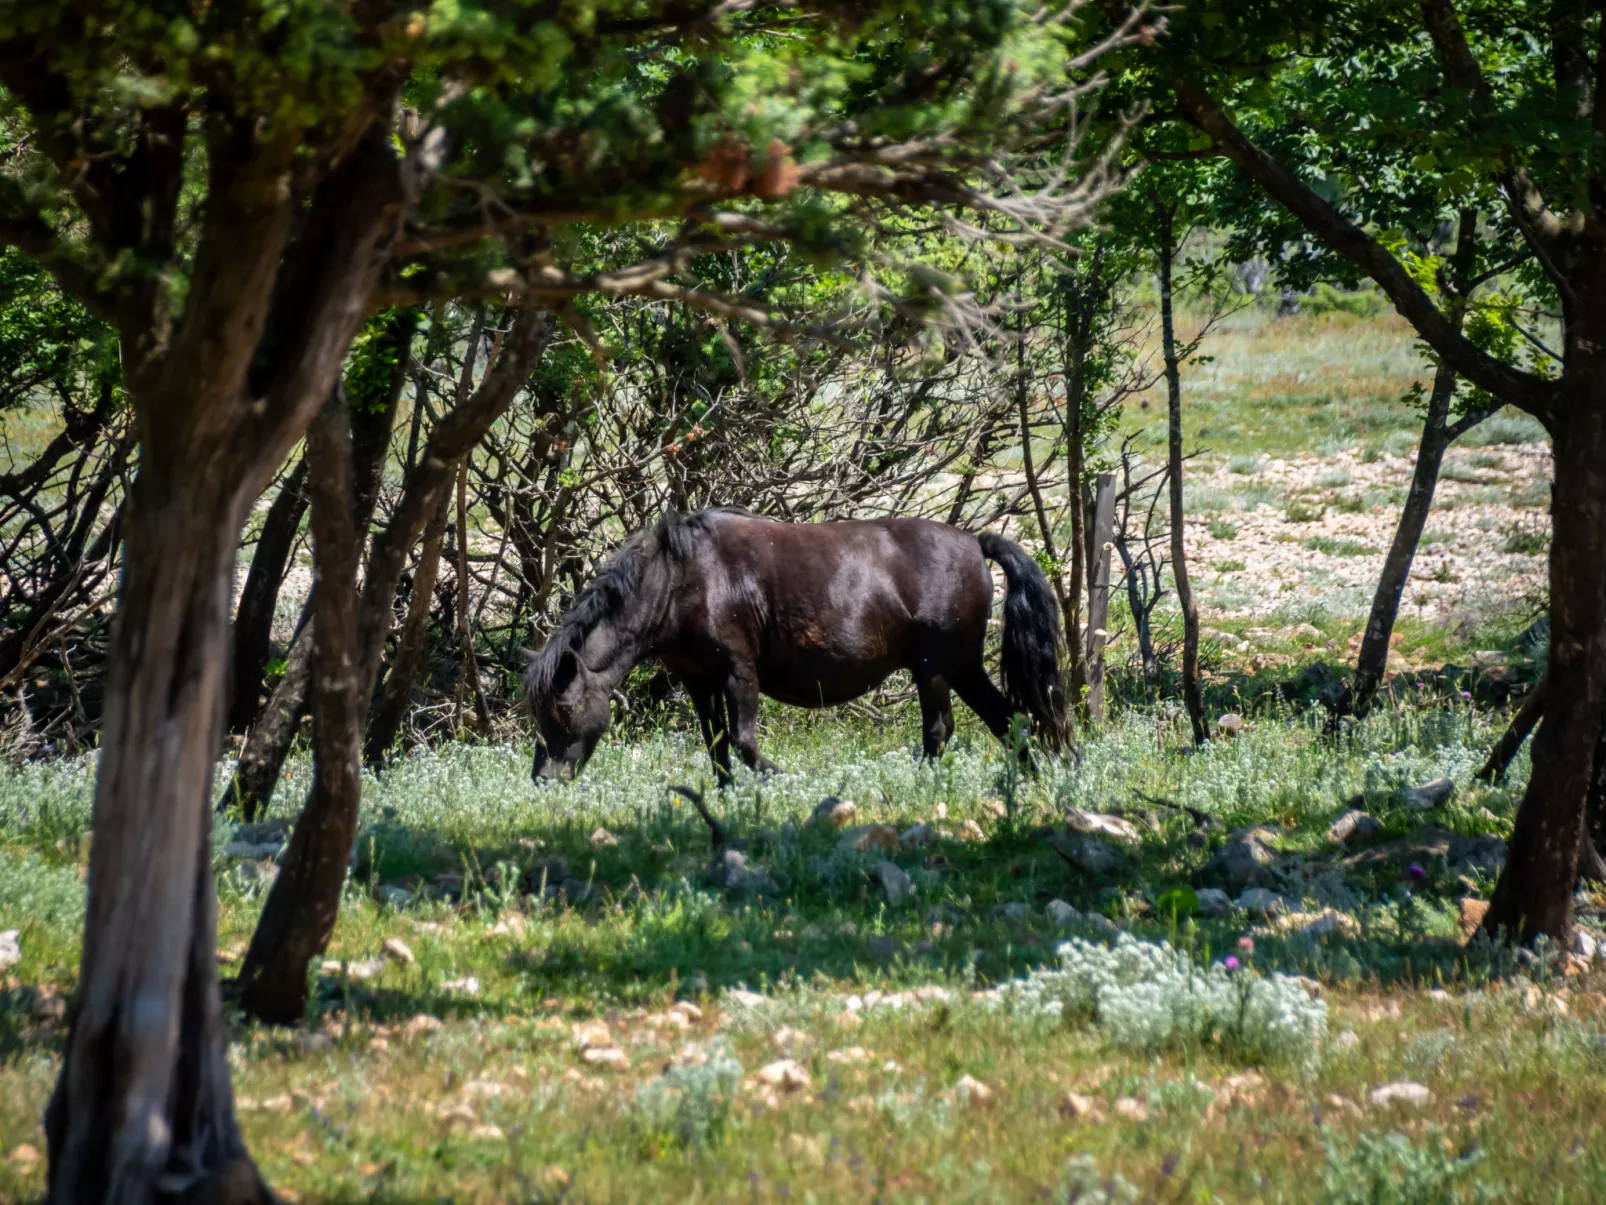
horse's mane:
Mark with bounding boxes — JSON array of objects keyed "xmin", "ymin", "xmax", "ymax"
[{"xmin": 524, "ymin": 508, "xmax": 748, "ymax": 704}]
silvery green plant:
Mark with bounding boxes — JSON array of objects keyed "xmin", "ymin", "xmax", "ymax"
[
  {"xmin": 988, "ymin": 934, "xmax": 1328, "ymax": 1068},
  {"xmin": 629, "ymin": 1038, "xmax": 745, "ymax": 1150}
]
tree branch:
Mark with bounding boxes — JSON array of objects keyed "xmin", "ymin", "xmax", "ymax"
[{"xmin": 1170, "ymin": 78, "xmax": 1560, "ymax": 425}]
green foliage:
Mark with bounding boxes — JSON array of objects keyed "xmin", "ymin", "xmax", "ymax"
[{"xmin": 1321, "ymin": 1130, "xmax": 1496, "ymax": 1205}]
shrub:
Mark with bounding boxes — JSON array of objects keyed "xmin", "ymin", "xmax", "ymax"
[
  {"xmin": 1500, "ymin": 524, "xmax": 1548, "ymax": 555},
  {"xmin": 1320, "ymin": 1130, "xmax": 1496, "ymax": 1205},
  {"xmin": 1229, "ymin": 454, "xmax": 1267, "ymax": 476},
  {"xmin": 987, "ymin": 934, "xmax": 1328, "ymax": 1068},
  {"xmin": 629, "ymin": 1037, "xmax": 745, "ymax": 1149},
  {"xmin": 1461, "ymin": 410, "xmax": 1547, "ymax": 447},
  {"xmin": 1209, "ymin": 519, "xmax": 1239, "ymax": 540},
  {"xmin": 1284, "ymin": 497, "xmax": 1325, "ymax": 524}
]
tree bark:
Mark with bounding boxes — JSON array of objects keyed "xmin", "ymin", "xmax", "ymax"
[
  {"xmin": 1351, "ymin": 368, "xmax": 1455, "ymax": 717},
  {"xmin": 364, "ymin": 493, "xmax": 450, "ymax": 764},
  {"xmin": 44, "ymin": 466, "xmax": 271, "ymax": 1202},
  {"xmin": 237, "ymin": 396, "xmax": 364, "ymax": 1024},
  {"xmin": 227, "ymin": 456, "xmax": 308, "ymax": 733},
  {"xmin": 1483, "ymin": 383, "xmax": 1606, "ymax": 945},
  {"xmin": 1156, "ymin": 207, "xmax": 1208, "ymax": 746},
  {"xmin": 1475, "ymin": 672, "xmax": 1548, "ymax": 783}
]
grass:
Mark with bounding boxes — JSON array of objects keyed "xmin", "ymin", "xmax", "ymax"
[
  {"xmin": 4, "ymin": 697, "xmax": 1599, "ymax": 1203},
  {"xmin": 1304, "ymin": 536, "xmax": 1375, "ymax": 558}
]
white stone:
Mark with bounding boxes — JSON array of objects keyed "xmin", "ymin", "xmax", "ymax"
[
  {"xmin": 875, "ymin": 860, "xmax": 915, "ymax": 907},
  {"xmin": 899, "ymin": 823, "xmax": 938, "ymax": 850},
  {"xmin": 382, "ymin": 937, "xmax": 416, "ymax": 965},
  {"xmin": 1236, "ymin": 887, "xmax": 1293, "ymax": 917},
  {"xmin": 1369, "ymin": 1081, "xmax": 1432, "ymax": 1109},
  {"xmin": 1064, "ymin": 809, "xmax": 1142, "ymax": 846},
  {"xmin": 756, "ymin": 1059, "xmax": 811, "ymax": 1092},
  {"xmin": 0, "ymin": 930, "xmax": 18, "ymax": 972},
  {"xmin": 1194, "ymin": 888, "xmax": 1233, "ymax": 918},
  {"xmin": 954, "ymin": 1075, "xmax": 993, "ymax": 1107},
  {"xmin": 1046, "ymin": 899, "xmax": 1081, "ymax": 928}
]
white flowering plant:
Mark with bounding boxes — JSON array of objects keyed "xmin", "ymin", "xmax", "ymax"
[{"xmin": 987, "ymin": 934, "xmax": 1328, "ymax": 1068}]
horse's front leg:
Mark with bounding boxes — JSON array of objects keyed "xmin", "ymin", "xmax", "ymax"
[
  {"xmin": 725, "ymin": 669, "xmax": 778, "ymax": 775},
  {"xmin": 689, "ymin": 685, "xmax": 734, "ymax": 787}
]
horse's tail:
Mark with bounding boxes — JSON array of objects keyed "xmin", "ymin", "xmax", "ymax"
[{"xmin": 977, "ymin": 532, "xmax": 1069, "ymax": 754}]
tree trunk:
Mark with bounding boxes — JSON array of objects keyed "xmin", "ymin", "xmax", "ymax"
[
  {"xmin": 44, "ymin": 466, "xmax": 270, "ymax": 1202},
  {"xmin": 228, "ymin": 456, "xmax": 308, "ymax": 733},
  {"xmin": 1483, "ymin": 380, "xmax": 1606, "ymax": 945},
  {"xmin": 1352, "ymin": 208, "xmax": 1483, "ymax": 719},
  {"xmin": 1351, "ymin": 368, "xmax": 1454, "ymax": 717},
  {"xmin": 364, "ymin": 493, "xmax": 449, "ymax": 765},
  {"xmin": 454, "ymin": 457, "xmax": 492, "ymax": 733},
  {"xmin": 1475, "ymin": 671, "xmax": 1548, "ymax": 782},
  {"xmin": 219, "ymin": 612, "xmax": 313, "ymax": 820},
  {"xmin": 1157, "ymin": 212, "xmax": 1208, "ymax": 746},
  {"xmin": 1062, "ymin": 322, "xmax": 1089, "ymax": 716},
  {"xmin": 237, "ymin": 397, "xmax": 363, "ymax": 1024}
]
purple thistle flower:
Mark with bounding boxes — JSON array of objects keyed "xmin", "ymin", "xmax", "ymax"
[
  {"xmin": 1237, "ymin": 936, "xmax": 1255, "ymax": 955},
  {"xmin": 1460, "ymin": 690, "xmax": 1472, "ymax": 699},
  {"xmin": 1406, "ymin": 863, "xmax": 1427, "ymax": 882},
  {"xmin": 1223, "ymin": 955, "xmax": 1240, "ymax": 971}
]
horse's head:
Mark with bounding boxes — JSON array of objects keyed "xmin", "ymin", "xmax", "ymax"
[{"xmin": 523, "ymin": 643, "xmax": 612, "ymax": 783}]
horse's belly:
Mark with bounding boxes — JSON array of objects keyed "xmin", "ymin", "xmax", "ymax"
[{"xmin": 758, "ymin": 650, "xmax": 898, "ymax": 709}]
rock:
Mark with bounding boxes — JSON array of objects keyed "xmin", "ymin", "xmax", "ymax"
[
  {"xmin": 0, "ymin": 929, "xmax": 19, "ymax": 972},
  {"xmin": 236, "ymin": 859, "xmax": 279, "ymax": 889},
  {"xmin": 590, "ymin": 826, "xmax": 619, "ymax": 848},
  {"xmin": 442, "ymin": 976, "xmax": 481, "ymax": 996},
  {"xmin": 1369, "ymin": 1082, "xmax": 1432, "ymax": 1109},
  {"xmin": 1326, "ymin": 810, "xmax": 1384, "ymax": 845},
  {"xmin": 1064, "ymin": 809, "xmax": 1142, "ymax": 846},
  {"xmin": 672, "ymin": 1000, "xmax": 703, "ymax": 1021},
  {"xmin": 1058, "ymin": 1092, "xmax": 1100, "ymax": 1121},
  {"xmin": 1216, "ymin": 713, "xmax": 1246, "ymax": 739},
  {"xmin": 1573, "ymin": 931, "xmax": 1599, "ymax": 962},
  {"xmin": 838, "ymin": 824, "xmax": 901, "ymax": 855},
  {"xmin": 221, "ymin": 840, "xmax": 283, "ymax": 861},
  {"xmin": 30, "ymin": 992, "xmax": 66, "ymax": 1022},
  {"xmin": 826, "ymin": 1046, "xmax": 871, "ymax": 1064},
  {"xmin": 709, "ymin": 848, "xmax": 777, "ymax": 894},
  {"xmin": 1401, "ymin": 778, "xmax": 1455, "ymax": 811},
  {"xmin": 756, "ymin": 1059, "xmax": 811, "ymax": 1092},
  {"xmin": 994, "ymin": 901, "xmax": 1029, "ymax": 923},
  {"xmin": 1237, "ymin": 887, "xmax": 1293, "ymax": 917},
  {"xmin": 1345, "ymin": 827, "xmax": 1506, "ymax": 878},
  {"xmin": 1046, "ymin": 899, "xmax": 1081, "ymax": 928},
  {"xmin": 7, "ymin": 1142, "xmax": 42, "ymax": 1167},
  {"xmin": 374, "ymin": 883, "xmax": 414, "ymax": 908},
  {"xmin": 1205, "ymin": 834, "xmax": 1276, "ymax": 890},
  {"xmin": 1332, "ymin": 1030, "xmax": 1360, "ymax": 1051},
  {"xmin": 1113, "ymin": 1096, "xmax": 1148, "ymax": 1121},
  {"xmin": 404, "ymin": 1014, "xmax": 443, "ymax": 1035},
  {"xmin": 382, "ymin": 937, "xmax": 416, "ymax": 965},
  {"xmin": 954, "ymin": 1075, "xmax": 993, "ymax": 1108},
  {"xmin": 1194, "ymin": 888, "xmax": 1233, "ymax": 918},
  {"xmin": 874, "ymin": 860, "xmax": 914, "ymax": 907},
  {"xmin": 955, "ymin": 819, "xmax": 986, "ymax": 843},
  {"xmin": 982, "ymin": 799, "xmax": 1008, "ymax": 820},
  {"xmin": 1291, "ymin": 908, "xmax": 1356, "ymax": 940},
  {"xmin": 468, "ymin": 1124, "xmax": 505, "ymax": 1141},
  {"xmin": 727, "ymin": 988, "xmax": 767, "ymax": 1009},
  {"xmin": 1052, "ymin": 834, "xmax": 1121, "ymax": 876},
  {"xmin": 772, "ymin": 1027, "xmax": 809, "ymax": 1056},
  {"xmin": 812, "ymin": 797, "xmax": 857, "ymax": 828},
  {"xmin": 520, "ymin": 857, "xmax": 573, "ymax": 894},
  {"xmin": 582, "ymin": 1045, "xmax": 629, "ymax": 1070},
  {"xmin": 899, "ymin": 822, "xmax": 938, "ymax": 850},
  {"xmin": 866, "ymin": 935, "xmax": 905, "ymax": 962}
]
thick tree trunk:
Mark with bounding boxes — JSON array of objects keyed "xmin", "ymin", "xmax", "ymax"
[
  {"xmin": 228, "ymin": 456, "xmax": 308, "ymax": 733},
  {"xmin": 237, "ymin": 398, "xmax": 364, "ymax": 1024},
  {"xmin": 1157, "ymin": 219, "xmax": 1208, "ymax": 746},
  {"xmin": 1475, "ymin": 671, "xmax": 1548, "ymax": 782},
  {"xmin": 44, "ymin": 467, "xmax": 270, "ymax": 1202},
  {"xmin": 1351, "ymin": 368, "xmax": 1454, "ymax": 717},
  {"xmin": 364, "ymin": 493, "xmax": 449, "ymax": 764},
  {"xmin": 1483, "ymin": 378, "xmax": 1606, "ymax": 945}
]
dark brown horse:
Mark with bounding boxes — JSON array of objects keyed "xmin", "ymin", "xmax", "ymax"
[{"xmin": 524, "ymin": 508, "xmax": 1067, "ymax": 784}]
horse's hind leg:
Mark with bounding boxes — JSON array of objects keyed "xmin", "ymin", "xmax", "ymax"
[
  {"xmin": 913, "ymin": 666, "xmax": 955, "ymax": 759},
  {"xmin": 689, "ymin": 685, "xmax": 734, "ymax": 786},
  {"xmin": 953, "ymin": 661, "xmax": 1012, "ymax": 742}
]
